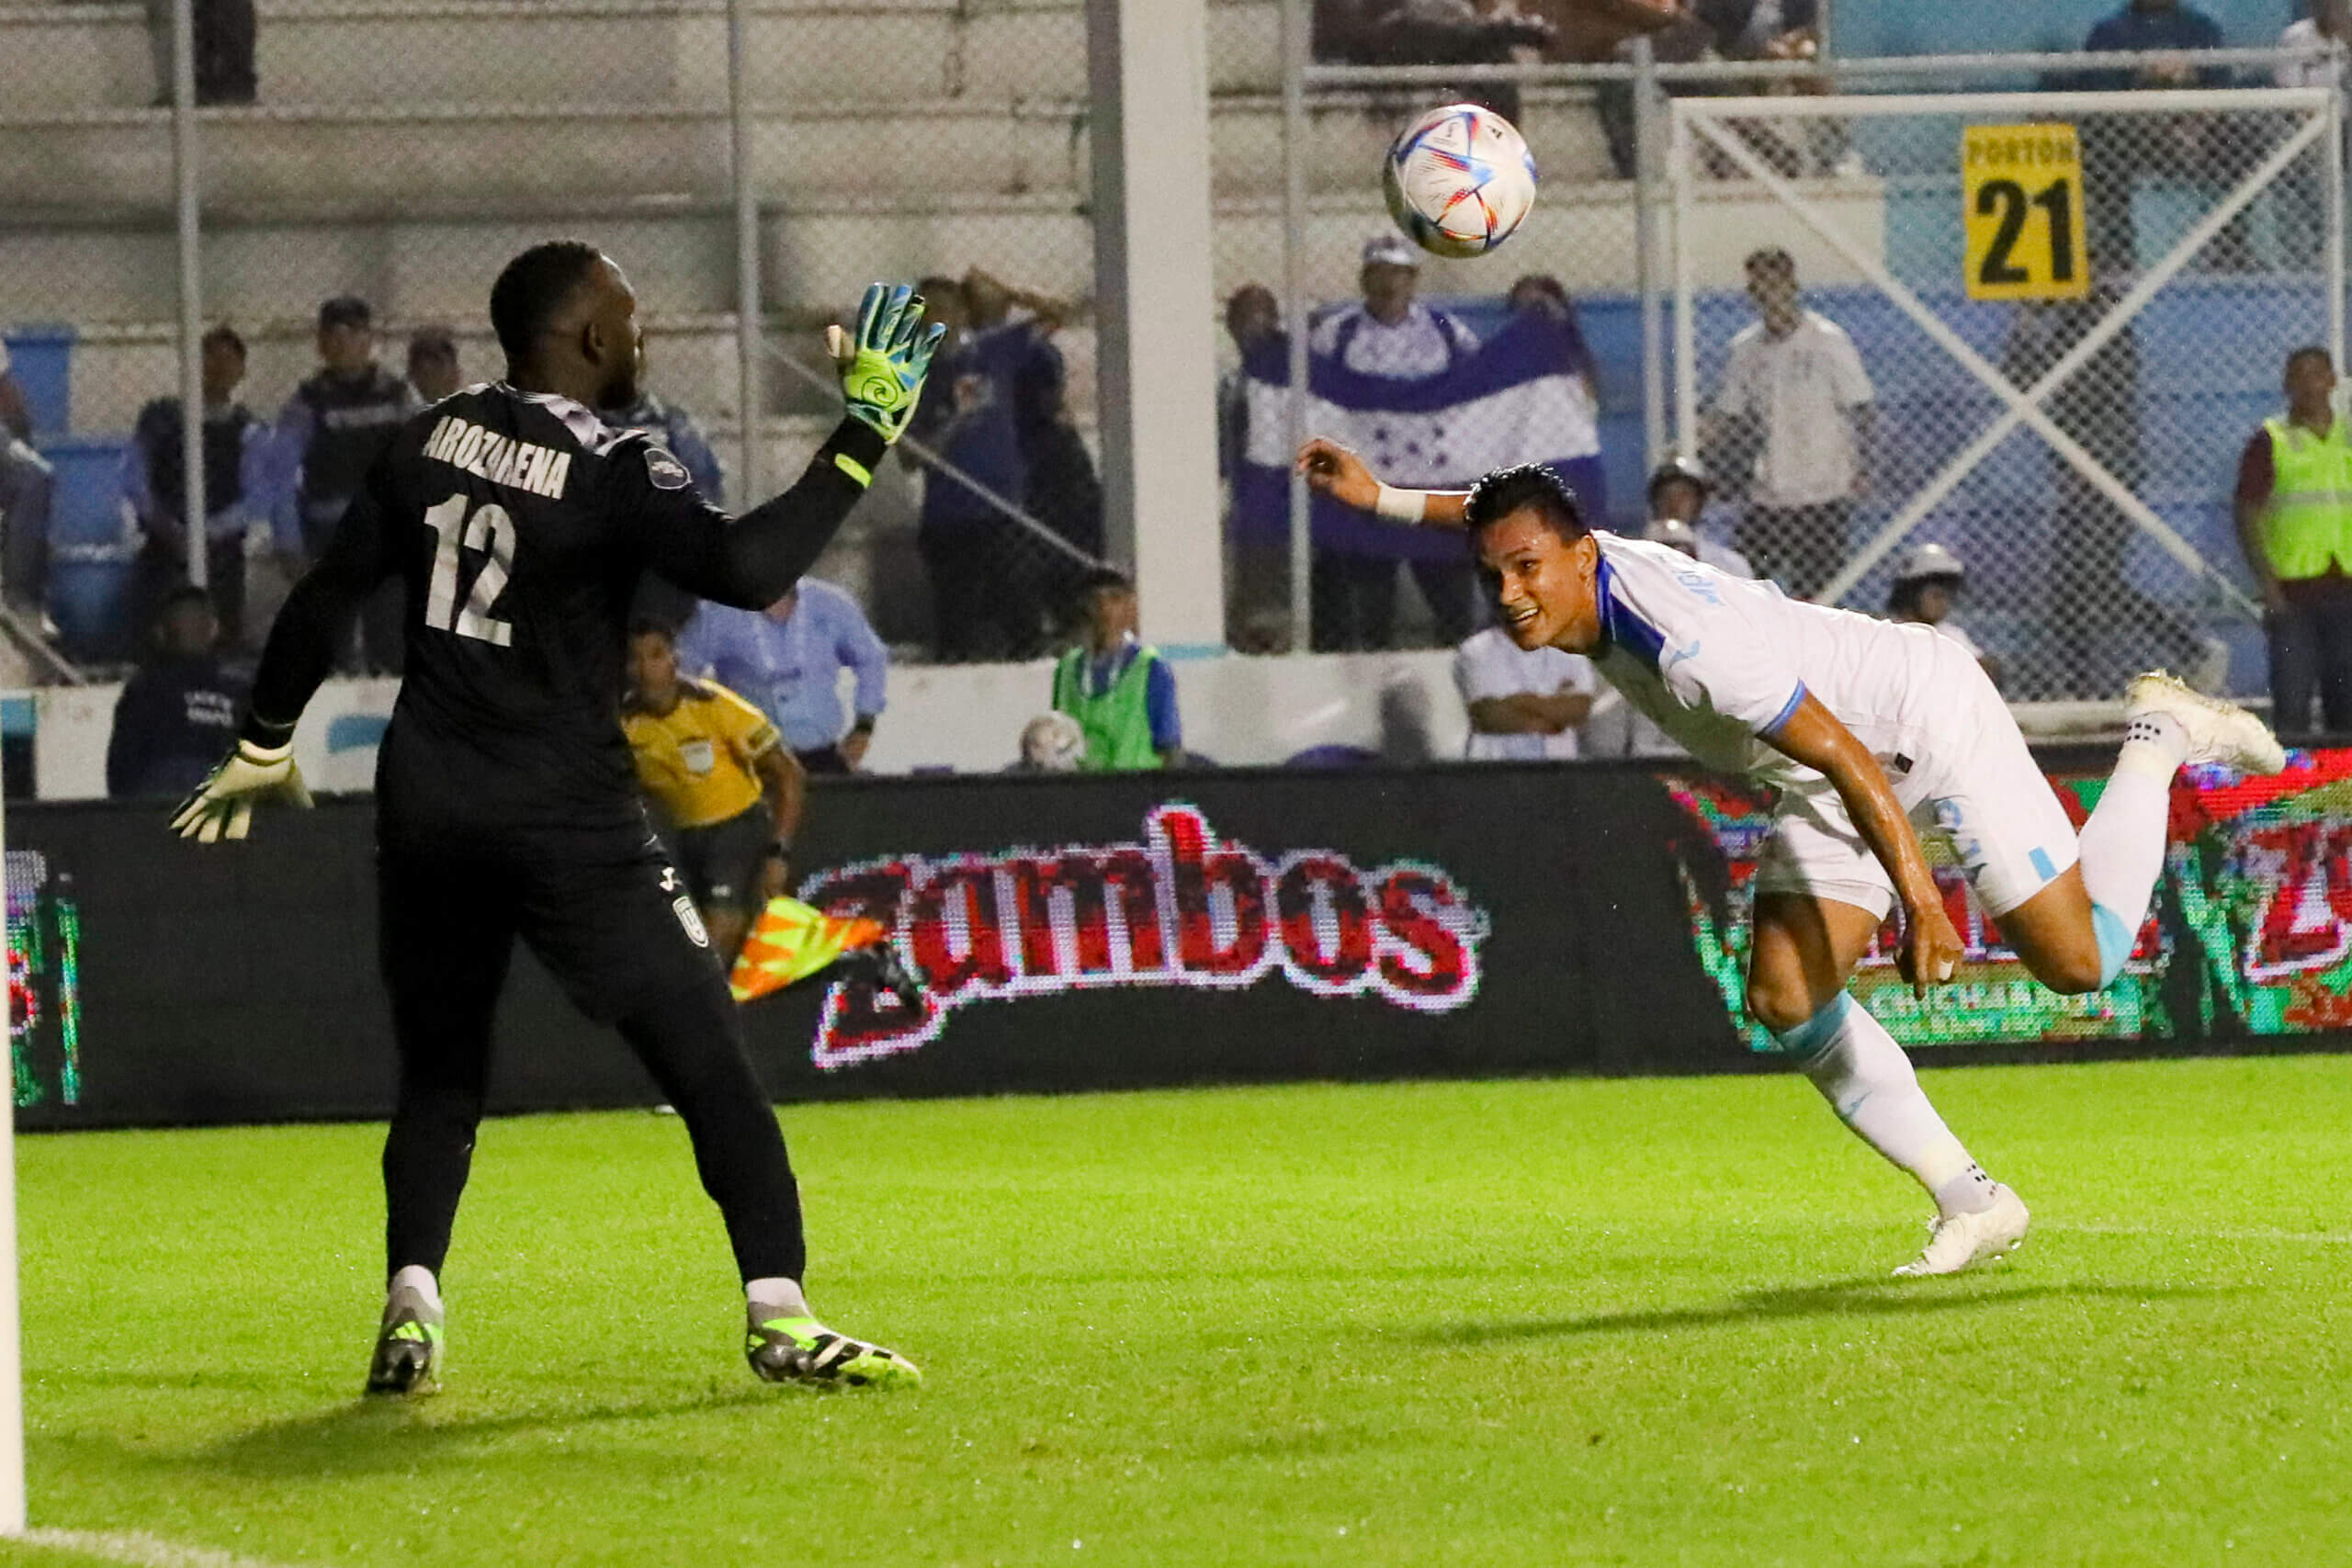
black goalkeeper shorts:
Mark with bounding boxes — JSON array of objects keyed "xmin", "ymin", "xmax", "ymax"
[{"xmin": 378, "ymin": 835, "xmax": 724, "ymax": 1027}]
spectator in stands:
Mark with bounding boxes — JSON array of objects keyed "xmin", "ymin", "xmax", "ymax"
[
  {"xmin": 147, "ymin": 0, "xmax": 255, "ymax": 106},
  {"xmin": 1309, "ymin": 234, "xmax": 1483, "ymax": 651},
  {"xmin": 1887, "ymin": 544, "xmax": 2002, "ymax": 691},
  {"xmin": 1320, "ymin": 0, "xmax": 1554, "ymax": 121},
  {"xmin": 1220, "ymin": 284, "xmax": 1292, "ymax": 653},
  {"xmin": 405, "ymin": 326, "xmax": 464, "ymax": 404},
  {"xmin": 1052, "ymin": 568, "xmax": 1182, "ymax": 771},
  {"xmin": 1453, "ymin": 622, "xmax": 1596, "ymax": 761},
  {"xmin": 2235, "ymin": 345, "xmax": 2352, "ymax": 739},
  {"xmin": 605, "ymin": 386, "xmax": 725, "ymax": 503},
  {"xmin": 105, "ymin": 584, "xmax": 245, "ymax": 799},
  {"xmin": 965, "ymin": 268, "xmax": 1104, "ymax": 630},
  {"xmin": 905, "ymin": 277, "xmax": 1048, "ymax": 660},
  {"xmin": 267, "ymin": 296, "xmax": 414, "ymax": 672},
  {"xmin": 1645, "ymin": 454, "xmax": 1756, "ymax": 577},
  {"xmin": 2059, "ymin": 0, "xmax": 2256, "ymax": 273},
  {"xmin": 2275, "ymin": 1, "xmax": 2350, "ymax": 267},
  {"xmin": 1702, "ymin": 247, "xmax": 1873, "ymax": 601},
  {"xmin": 123, "ymin": 323, "xmax": 269, "ymax": 650},
  {"xmin": 1220, "ymin": 285, "xmax": 1282, "ymax": 485},
  {"xmin": 1600, "ymin": 0, "xmax": 1826, "ymax": 178},
  {"xmin": 1507, "ymin": 273, "xmax": 1608, "ymax": 516},
  {"xmin": 0, "ymin": 338, "xmax": 52, "ymax": 633},
  {"xmin": 676, "ymin": 577, "xmax": 888, "ymax": 774}
]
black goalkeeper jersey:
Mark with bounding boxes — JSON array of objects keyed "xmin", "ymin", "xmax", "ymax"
[{"xmin": 247, "ymin": 382, "xmax": 888, "ymax": 853}]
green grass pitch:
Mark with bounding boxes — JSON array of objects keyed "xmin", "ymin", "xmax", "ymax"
[{"xmin": 8, "ymin": 1055, "xmax": 2350, "ymax": 1566}]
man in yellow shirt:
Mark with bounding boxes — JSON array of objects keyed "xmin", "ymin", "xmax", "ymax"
[{"xmin": 623, "ymin": 617, "xmax": 806, "ymax": 962}]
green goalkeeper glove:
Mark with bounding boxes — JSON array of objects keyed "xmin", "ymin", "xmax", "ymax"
[
  {"xmin": 169, "ymin": 738, "xmax": 315, "ymax": 843},
  {"xmin": 825, "ymin": 282, "xmax": 945, "ymax": 445}
]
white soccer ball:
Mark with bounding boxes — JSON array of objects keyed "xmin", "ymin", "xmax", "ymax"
[{"xmin": 1382, "ymin": 104, "xmax": 1538, "ymax": 260}]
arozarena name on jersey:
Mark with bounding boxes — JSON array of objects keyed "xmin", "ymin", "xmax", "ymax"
[
  {"xmin": 421, "ymin": 415, "xmax": 573, "ymax": 500},
  {"xmin": 795, "ymin": 804, "xmax": 1491, "ymax": 1070}
]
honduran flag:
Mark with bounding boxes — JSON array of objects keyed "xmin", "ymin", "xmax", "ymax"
[{"xmin": 1231, "ymin": 310, "xmax": 1607, "ymax": 561}]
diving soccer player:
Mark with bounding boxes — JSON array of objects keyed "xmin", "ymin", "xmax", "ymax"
[
  {"xmin": 172, "ymin": 243, "xmax": 941, "ymax": 1392},
  {"xmin": 1302, "ymin": 440, "xmax": 2287, "ymax": 1275}
]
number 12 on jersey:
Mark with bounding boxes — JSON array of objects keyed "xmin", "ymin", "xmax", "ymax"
[
  {"xmin": 1961, "ymin": 123, "xmax": 2088, "ymax": 302},
  {"xmin": 422, "ymin": 493, "xmax": 516, "ymax": 646}
]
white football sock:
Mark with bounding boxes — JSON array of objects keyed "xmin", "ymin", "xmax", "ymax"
[
  {"xmin": 388, "ymin": 1264, "xmax": 442, "ymax": 1314},
  {"xmin": 1790, "ymin": 996, "xmax": 1993, "ymax": 1217},
  {"xmin": 745, "ymin": 1277, "xmax": 809, "ymax": 1320},
  {"xmin": 2076, "ymin": 712, "xmax": 2189, "ymax": 986}
]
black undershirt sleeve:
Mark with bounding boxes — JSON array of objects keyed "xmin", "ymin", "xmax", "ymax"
[
  {"xmin": 243, "ymin": 459, "xmax": 401, "ymax": 743},
  {"xmin": 628, "ymin": 416, "xmax": 888, "ymax": 611}
]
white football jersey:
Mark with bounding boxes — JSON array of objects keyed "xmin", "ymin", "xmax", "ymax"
[{"xmin": 1584, "ymin": 533, "xmax": 1974, "ymax": 804}]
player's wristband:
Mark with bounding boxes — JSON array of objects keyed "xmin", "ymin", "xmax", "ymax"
[
  {"xmin": 819, "ymin": 417, "xmax": 890, "ymax": 489},
  {"xmin": 1374, "ymin": 483, "xmax": 1430, "ymax": 526},
  {"xmin": 765, "ymin": 839, "xmax": 792, "ymax": 860},
  {"xmin": 239, "ymin": 712, "xmax": 299, "ymax": 750}
]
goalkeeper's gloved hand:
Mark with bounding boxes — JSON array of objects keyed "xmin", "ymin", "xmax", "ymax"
[
  {"xmin": 169, "ymin": 738, "xmax": 314, "ymax": 843},
  {"xmin": 826, "ymin": 282, "xmax": 945, "ymax": 445}
]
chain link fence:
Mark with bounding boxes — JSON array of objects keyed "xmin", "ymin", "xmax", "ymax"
[
  {"xmin": 6, "ymin": 12, "xmax": 2349, "ymax": 694},
  {"xmin": 1671, "ymin": 83, "xmax": 2343, "ymax": 705},
  {"xmin": 1207, "ymin": 52, "xmax": 1635, "ymax": 653},
  {"xmin": 0, "ymin": 0, "xmax": 1136, "ymax": 678}
]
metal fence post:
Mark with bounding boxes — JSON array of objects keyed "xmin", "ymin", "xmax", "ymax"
[
  {"xmin": 2329, "ymin": 58, "xmax": 2345, "ymax": 380},
  {"xmin": 1633, "ymin": 35, "xmax": 1664, "ymax": 472},
  {"xmin": 726, "ymin": 0, "xmax": 761, "ymax": 505},
  {"xmin": 172, "ymin": 0, "xmax": 206, "ymax": 590},
  {"xmin": 1280, "ymin": 0, "xmax": 1312, "ymax": 654},
  {"xmin": 1668, "ymin": 102, "xmax": 1696, "ymax": 457}
]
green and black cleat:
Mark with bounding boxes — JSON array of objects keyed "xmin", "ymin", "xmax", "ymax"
[
  {"xmin": 746, "ymin": 1314, "xmax": 922, "ymax": 1391},
  {"xmin": 365, "ymin": 1288, "xmax": 445, "ymax": 1397}
]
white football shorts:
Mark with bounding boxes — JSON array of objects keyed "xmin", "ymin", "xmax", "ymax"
[{"xmin": 1753, "ymin": 657, "xmax": 2079, "ymax": 921}]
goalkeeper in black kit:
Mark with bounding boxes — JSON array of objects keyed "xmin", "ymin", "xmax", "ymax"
[{"xmin": 171, "ymin": 243, "xmax": 942, "ymax": 1394}]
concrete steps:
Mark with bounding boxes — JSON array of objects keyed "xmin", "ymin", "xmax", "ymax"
[
  {"xmin": 0, "ymin": 0, "xmax": 1278, "ymax": 114},
  {"xmin": 0, "ymin": 90, "xmax": 1614, "ymax": 211}
]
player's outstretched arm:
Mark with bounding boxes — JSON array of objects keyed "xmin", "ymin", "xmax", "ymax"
[
  {"xmin": 646, "ymin": 284, "xmax": 944, "ymax": 609},
  {"xmin": 1764, "ymin": 693, "xmax": 1963, "ymax": 996},
  {"xmin": 1295, "ymin": 439, "xmax": 1470, "ymax": 530}
]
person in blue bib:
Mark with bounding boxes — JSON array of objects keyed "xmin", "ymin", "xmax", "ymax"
[{"xmin": 1050, "ymin": 568, "xmax": 1182, "ymax": 772}]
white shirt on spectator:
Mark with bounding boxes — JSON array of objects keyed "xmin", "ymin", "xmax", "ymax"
[
  {"xmin": 2278, "ymin": 19, "xmax": 2345, "ymax": 86},
  {"xmin": 1712, "ymin": 310, "xmax": 1874, "ymax": 508},
  {"xmin": 1924, "ymin": 618, "xmax": 1984, "ymax": 660},
  {"xmin": 1696, "ymin": 536, "xmax": 1756, "ymax": 579},
  {"xmin": 1309, "ymin": 301, "xmax": 1480, "ymax": 380},
  {"xmin": 1454, "ymin": 626, "xmax": 1597, "ymax": 761}
]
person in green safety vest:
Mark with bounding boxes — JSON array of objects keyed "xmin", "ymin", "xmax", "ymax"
[
  {"xmin": 1050, "ymin": 567, "xmax": 1183, "ymax": 771},
  {"xmin": 2233, "ymin": 345, "xmax": 2352, "ymax": 738}
]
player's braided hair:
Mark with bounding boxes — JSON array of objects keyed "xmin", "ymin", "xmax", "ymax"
[
  {"xmin": 1464, "ymin": 463, "xmax": 1590, "ymax": 543},
  {"xmin": 490, "ymin": 240, "xmax": 605, "ymax": 363}
]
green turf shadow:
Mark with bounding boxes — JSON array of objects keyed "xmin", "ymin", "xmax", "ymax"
[
  {"xmin": 190, "ymin": 1385, "xmax": 789, "ymax": 1479},
  {"xmin": 1408, "ymin": 1279, "xmax": 2239, "ymax": 1344}
]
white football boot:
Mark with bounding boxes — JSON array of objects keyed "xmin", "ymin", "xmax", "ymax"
[
  {"xmin": 2124, "ymin": 671, "xmax": 2287, "ymax": 776},
  {"xmin": 1893, "ymin": 1183, "xmax": 2031, "ymax": 1278}
]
